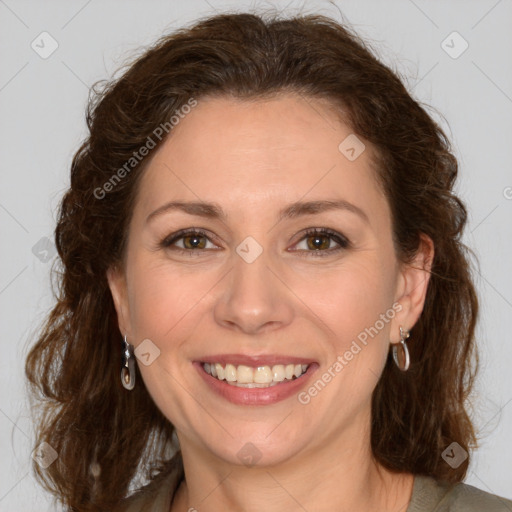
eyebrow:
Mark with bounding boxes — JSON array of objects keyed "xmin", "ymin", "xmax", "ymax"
[{"xmin": 145, "ymin": 199, "xmax": 369, "ymax": 225}]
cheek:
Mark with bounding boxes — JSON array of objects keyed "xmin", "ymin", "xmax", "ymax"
[
  {"xmin": 298, "ymin": 257, "xmax": 397, "ymax": 345},
  {"xmin": 127, "ymin": 256, "xmax": 210, "ymax": 341},
  {"xmin": 300, "ymin": 259, "xmax": 396, "ymax": 406},
  {"xmin": 124, "ymin": 259, "xmax": 213, "ymax": 430}
]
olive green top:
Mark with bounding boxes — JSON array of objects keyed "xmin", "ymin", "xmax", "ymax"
[{"xmin": 119, "ymin": 466, "xmax": 512, "ymax": 512}]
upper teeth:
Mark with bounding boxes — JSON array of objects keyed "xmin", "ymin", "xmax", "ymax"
[{"xmin": 203, "ymin": 363, "xmax": 308, "ymax": 387}]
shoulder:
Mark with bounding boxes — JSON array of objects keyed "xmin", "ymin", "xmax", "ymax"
[
  {"xmin": 408, "ymin": 475, "xmax": 512, "ymax": 512},
  {"xmin": 114, "ymin": 460, "xmax": 184, "ymax": 512}
]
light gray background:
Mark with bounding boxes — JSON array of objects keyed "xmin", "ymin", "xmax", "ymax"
[{"xmin": 1, "ymin": 0, "xmax": 511, "ymax": 509}]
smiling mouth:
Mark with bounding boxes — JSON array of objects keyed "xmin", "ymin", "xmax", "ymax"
[{"xmin": 202, "ymin": 362, "xmax": 310, "ymax": 388}]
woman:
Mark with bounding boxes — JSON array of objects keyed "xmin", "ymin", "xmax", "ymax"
[{"xmin": 25, "ymin": 11, "xmax": 512, "ymax": 512}]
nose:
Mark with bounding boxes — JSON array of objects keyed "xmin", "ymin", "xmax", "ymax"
[{"xmin": 213, "ymin": 246, "xmax": 294, "ymax": 336}]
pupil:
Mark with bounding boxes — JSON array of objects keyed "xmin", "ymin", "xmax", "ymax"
[
  {"xmin": 310, "ymin": 235, "xmax": 327, "ymax": 250},
  {"xmin": 186, "ymin": 235, "xmax": 204, "ymax": 249}
]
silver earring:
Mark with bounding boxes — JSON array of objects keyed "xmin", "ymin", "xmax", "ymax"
[
  {"xmin": 121, "ymin": 335, "xmax": 136, "ymax": 390},
  {"xmin": 392, "ymin": 326, "xmax": 411, "ymax": 372}
]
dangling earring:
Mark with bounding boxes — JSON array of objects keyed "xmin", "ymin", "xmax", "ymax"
[
  {"xmin": 392, "ymin": 326, "xmax": 411, "ymax": 372},
  {"xmin": 121, "ymin": 335, "xmax": 136, "ymax": 390}
]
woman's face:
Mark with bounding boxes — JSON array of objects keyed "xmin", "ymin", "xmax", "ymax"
[{"xmin": 108, "ymin": 93, "xmax": 430, "ymax": 467}]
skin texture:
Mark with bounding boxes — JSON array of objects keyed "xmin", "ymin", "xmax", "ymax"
[{"xmin": 107, "ymin": 93, "xmax": 433, "ymax": 512}]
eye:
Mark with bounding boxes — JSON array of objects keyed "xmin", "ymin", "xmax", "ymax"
[
  {"xmin": 160, "ymin": 228, "xmax": 218, "ymax": 254},
  {"xmin": 160, "ymin": 227, "xmax": 350, "ymax": 257},
  {"xmin": 291, "ymin": 228, "xmax": 350, "ymax": 257}
]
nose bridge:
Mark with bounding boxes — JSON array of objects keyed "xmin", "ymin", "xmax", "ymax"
[
  {"xmin": 233, "ymin": 237, "xmax": 271, "ymax": 295},
  {"xmin": 213, "ymin": 234, "xmax": 293, "ymax": 333}
]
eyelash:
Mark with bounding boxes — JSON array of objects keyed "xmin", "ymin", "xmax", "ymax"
[{"xmin": 160, "ymin": 227, "xmax": 350, "ymax": 258}]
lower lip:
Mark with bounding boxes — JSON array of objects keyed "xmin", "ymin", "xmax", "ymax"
[{"xmin": 194, "ymin": 362, "xmax": 319, "ymax": 406}]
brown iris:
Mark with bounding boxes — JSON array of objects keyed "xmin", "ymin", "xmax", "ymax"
[
  {"xmin": 306, "ymin": 234, "xmax": 330, "ymax": 251},
  {"xmin": 182, "ymin": 234, "xmax": 207, "ymax": 249}
]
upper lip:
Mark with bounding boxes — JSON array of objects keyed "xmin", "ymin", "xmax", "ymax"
[{"xmin": 197, "ymin": 354, "xmax": 317, "ymax": 367}]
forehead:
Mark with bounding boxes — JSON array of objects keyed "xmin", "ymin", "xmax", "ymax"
[{"xmin": 134, "ymin": 93, "xmax": 387, "ymax": 225}]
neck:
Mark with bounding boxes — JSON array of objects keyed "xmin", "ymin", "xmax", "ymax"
[{"xmin": 171, "ymin": 419, "xmax": 414, "ymax": 512}]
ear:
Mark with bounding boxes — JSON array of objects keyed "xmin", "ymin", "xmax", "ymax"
[
  {"xmin": 390, "ymin": 234, "xmax": 434, "ymax": 342},
  {"xmin": 106, "ymin": 264, "xmax": 131, "ymax": 338}
]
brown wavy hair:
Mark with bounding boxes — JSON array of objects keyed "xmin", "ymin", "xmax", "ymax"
[{"xmin": 25, "ymin": 10, "xmax": 479, "ymax": 511}]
